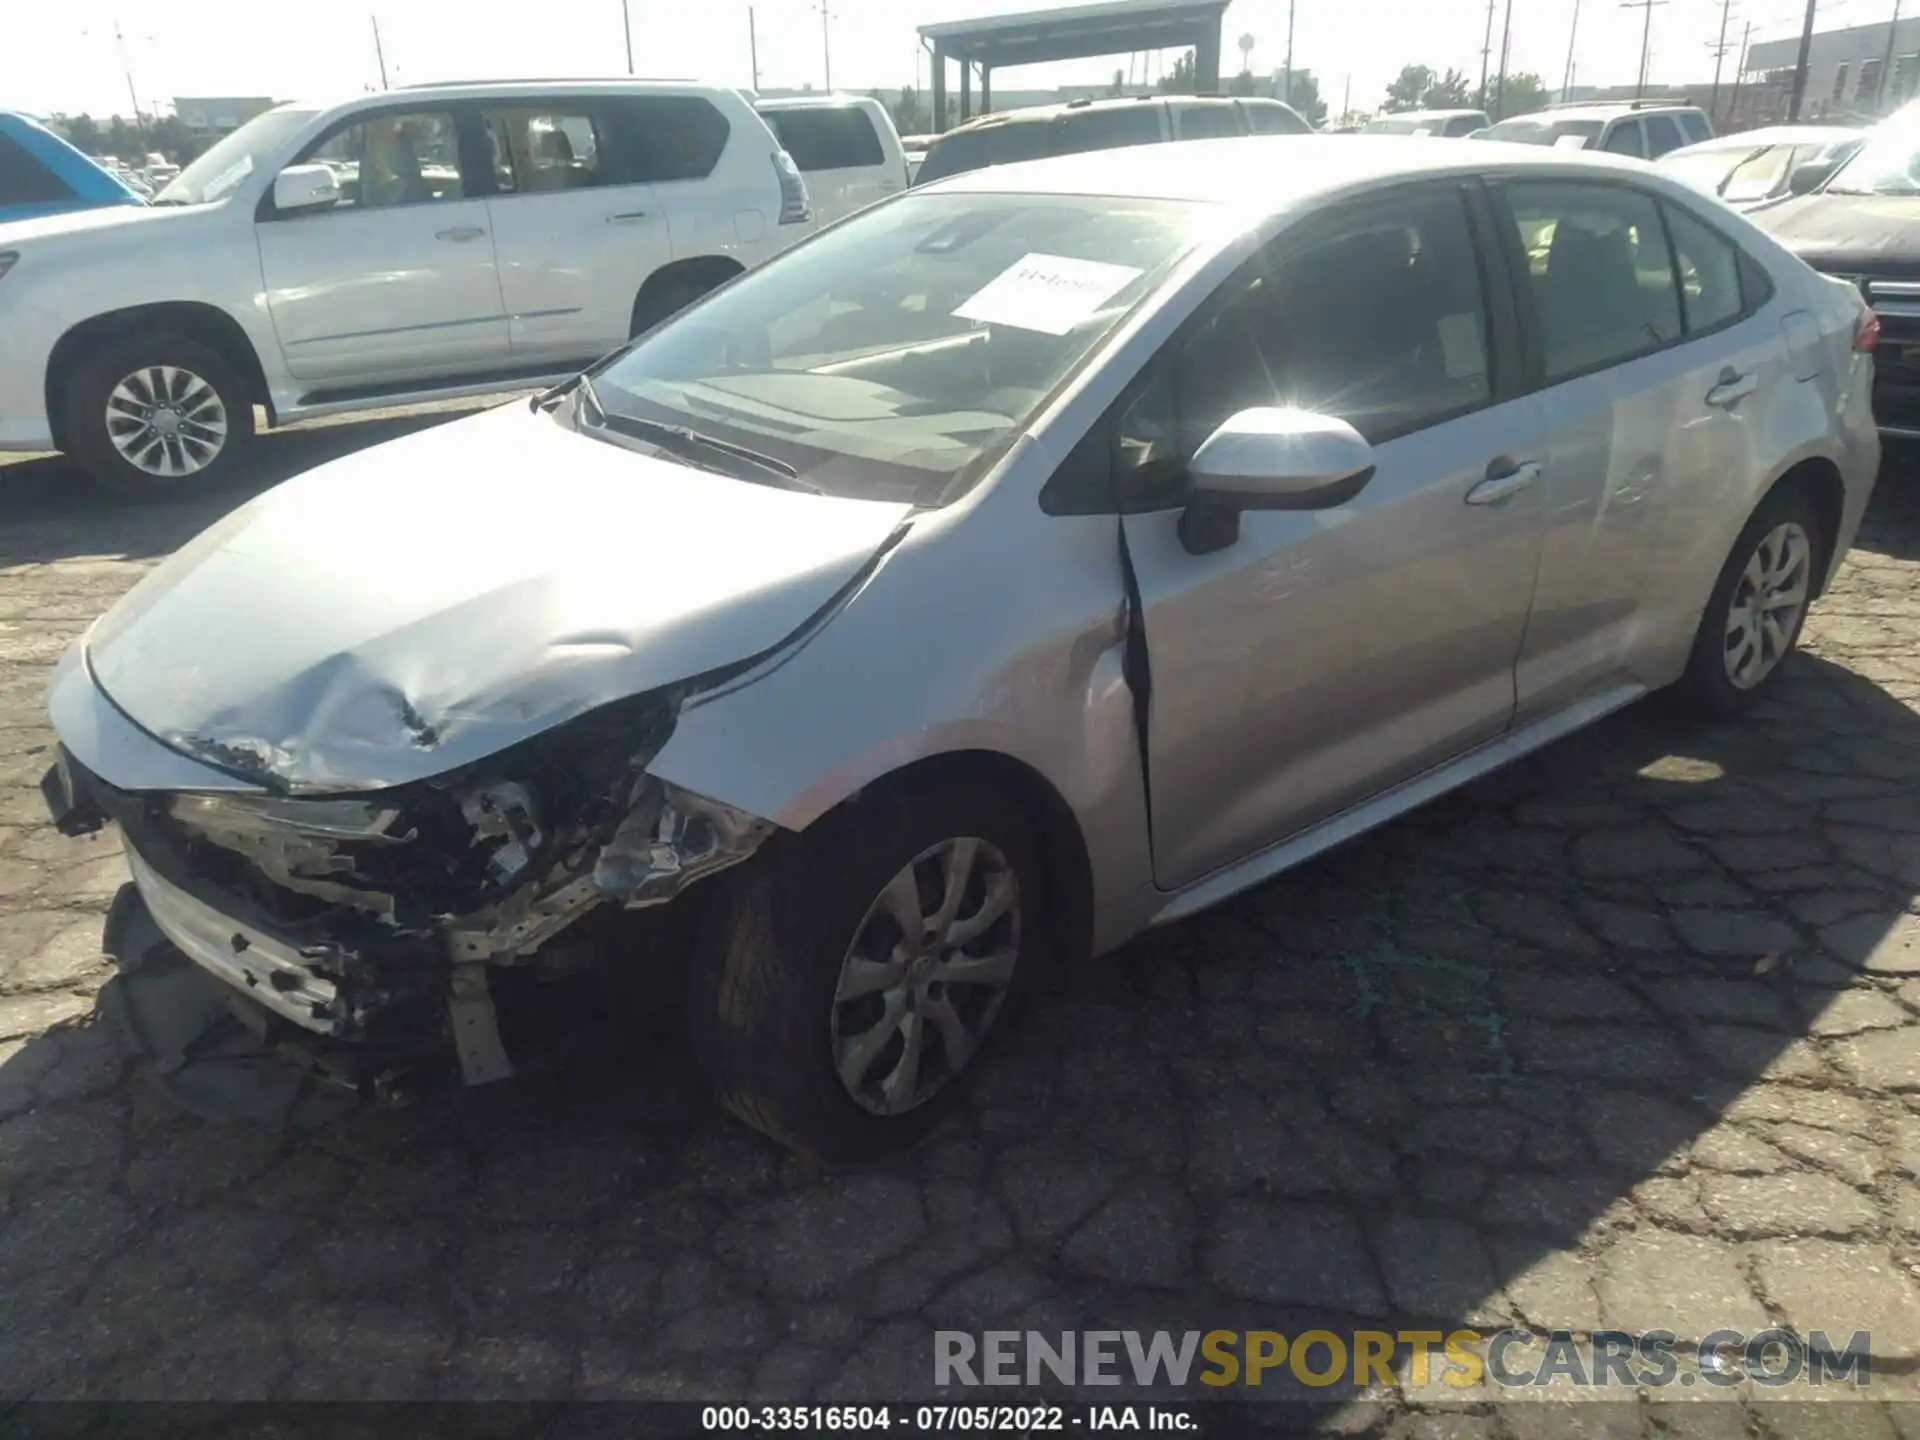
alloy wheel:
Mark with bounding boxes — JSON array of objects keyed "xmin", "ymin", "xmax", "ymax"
[
  {"xmin": 831, "ymin": 837, "xmax": 1021, "ymax": 1117},
  {"xmin": 105, "ymin": 366, "xmax": 229, "ymax": 478},
  {"xmin": 1723, "ymin": 520, "xmax": 1812, "ymax": 691}
]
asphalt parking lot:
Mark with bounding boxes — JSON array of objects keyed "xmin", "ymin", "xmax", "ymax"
[{"xmin": 2, "ymin": 406, "xmax": 1919, "ymax": 1433}]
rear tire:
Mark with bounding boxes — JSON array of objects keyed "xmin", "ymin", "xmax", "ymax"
[
  {"xmin": 688, "ymin": 781, "xmax": 1047, "ymax": 1162},
  {"xmin": 65, "ymin": 332, "xmax": 254, "ymax": 501},
  {"xmin": 1670, "ymin": 482, "xmax": 1826, "ymax": 718},
  {"xmin": 629, "ymin": 277, "xmax": 719, "ymax": 339}
]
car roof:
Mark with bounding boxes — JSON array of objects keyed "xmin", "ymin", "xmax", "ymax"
[
  {"xmin": 756, "ymin": 93, "xmax": 884, "ymax": 111},
  {"xmin": 1662, "ymin": 125, "xmax": 1858, "ymax": 155},
  {"xmin": 941, "ymin": 94, "xmax": 1172, "ymax": 132},
  {"xmin": 922, "ymin": 133, "xmax": 1673, "ymax": 207},
  {"xmin": 1540, "ymin": 103, "xmax": 1702, "ymax": 121},
  {"xmin": 305, "ymin": 79, "xmax": 739, "ymax": 106},
  {"xmin": 1377, "ymin": 109, "xmax": 1487, "ymax": 121}
]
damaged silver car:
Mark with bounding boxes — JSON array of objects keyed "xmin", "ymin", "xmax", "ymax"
[{"xmin": 44, "ymin": 137, "xmax": 1879, "ymax": 1158}]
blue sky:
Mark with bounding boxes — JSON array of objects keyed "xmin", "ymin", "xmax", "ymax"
[{"xmin": 3, "ymin": 0, "xmax": 1875, "ymax": 123}]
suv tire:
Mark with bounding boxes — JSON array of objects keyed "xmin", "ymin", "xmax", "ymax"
[{"xmin": 66, "ymin": 333, "xmax": 254, "ymax": 501}]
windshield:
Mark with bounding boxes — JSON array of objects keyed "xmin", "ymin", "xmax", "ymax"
[
  {"xmin": 1483, "ymin": 117, "xmax": 1605, "ymax": 146},
  {"xmin": 1659, "ymin": 146, "xmax": 1748, "ymax": 194},
  {"xmin": 153, "ymin": 108, "xmax": 315, "ymax": 205},
  {"xmin": 1826, "ymin": 121, "xmax": 1920, "ymax": 194},
  {"xmin": 589, "ymin": 192, "xmax": 1215, "ymax": 506}
]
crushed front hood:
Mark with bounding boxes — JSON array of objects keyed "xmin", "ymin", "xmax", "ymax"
[
  {"xmin": 1751, "ymin": 193, "xmax": 1920, "ymax": 274},
  {"xmin": 85, "ymin": 400, "xmax": 911, "ymax": 792}
]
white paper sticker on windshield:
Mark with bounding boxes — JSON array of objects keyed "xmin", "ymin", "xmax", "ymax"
[
  {"xmin": 954, "ymin": 253, "xmax": 1145, "ymax": 336},
  {"xmin": 1553, "ymin": 133, "xmax": 1592, "ymax": 150},
  {"xmin": 201, "ymin": 154, "xmax": 255, "ymax": 201}
]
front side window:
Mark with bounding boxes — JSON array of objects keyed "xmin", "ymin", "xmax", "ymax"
[
  {"xmin": 0, "ymin": 132, "xmax": 73, "ymax": 204},
  {"xmin": 1503, "ymin": 182, "xmax": 1681, "ymax": 380},
  {"xmin": 1603, "ymin": 120, "xmax": 1648, "ymax": 157},
  {"xmin": 1104, "ymin": 188, "xmax": 1493, "ymax": 510},
  {"xmin": 1058, "ymin": 106, "xmax": 1164, "ymax": 155},
  {"xmin": 590, "ymin": 193, "xmax": 1214, "ymax": 505},
  {"xmin": 764, "ymin": 107, "xmax": 885, "ymax": 171},
  {"xmin": 1643, "ymin": 114, "xmax": 1684, "ymax": 157},
  {"xmin": 302, "ymin": 110, "xmax": 463, "ymax": 209},
  {"xmin": 484, "ymin": 108, "xmax": 606, "ymax": 193}
]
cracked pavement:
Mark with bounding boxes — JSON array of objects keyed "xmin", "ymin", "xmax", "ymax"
[{"xmin": 3, "ymin": 408, "xmax": 1920, "ymax": 1434}]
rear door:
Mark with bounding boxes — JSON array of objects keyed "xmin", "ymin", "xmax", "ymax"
[
  {"xmin": 479, "ymin": 97, "xmax": 670, "ymax": 366},
  {"xmin": 1117, "ymin": 181, "xmax": 1551, "ymax": 888},
  {"xmin": 256, "ymin": 104, "xmax": 511, "ymax": 385},
  {"xmin": 762, "ymin": 105, "xmax": 897, "ymax": 224}
]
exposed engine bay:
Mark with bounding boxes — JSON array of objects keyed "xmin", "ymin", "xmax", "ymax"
[{"xmin": 51, "ymin": 688, "xmax": 773, "ymax": 1096}]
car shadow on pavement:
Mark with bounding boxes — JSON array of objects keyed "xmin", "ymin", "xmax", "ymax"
[
  {"xmin": 0, "ymin": 404, "xmax": 495, "ymax": 568},
  {"xmin": 0, "ymin": 476, "xmax": 1914, "ymax": 1427}
]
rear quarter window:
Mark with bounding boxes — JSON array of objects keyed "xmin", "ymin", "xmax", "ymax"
[
  {"xmin": 601, "ymin": 96, "xmax": 731, "ymax": 183},
  {"xmin": 1175, "ymin": 102, "xmax": 1243, "ymax": 140},
  {"xmin": 0, "ymin": 130, "xmax": 75, "ymax": 205},
  {"xmin": 1243, "ymin": 100, "xmax": 1312, "ymax": 135},
  {"xmin": 1678, "ymin": 112, "xmax": 1711, "ymax": 144},
  {"xmin": 764, "ymin": 107, "xmax": 885, "ymax": 171}
]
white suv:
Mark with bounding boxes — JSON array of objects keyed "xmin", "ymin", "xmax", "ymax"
[
  {"xmin": 756, "ymin": 94, "xmax": 910, "ymax": 225},
  {"xmin": 0, "ymin": 81, "xmax": 813, "ymax": 498}
]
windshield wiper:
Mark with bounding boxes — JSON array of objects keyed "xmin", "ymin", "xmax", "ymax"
[{"xmin": 575, "ymin": 375, "xmax": 819, "ymax": 492}]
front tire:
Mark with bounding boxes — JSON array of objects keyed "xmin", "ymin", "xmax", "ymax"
[
  {"xmin": 1671, "ymin": 482, "xmax": 1826, "ymax": 718},
  {"xmin": 65, "ymin": 333, "xmax": 254, "ymax": 501},
  {"xmin": 689, "ymin": 782, "xmax": 1046, "ymax": 1161}
]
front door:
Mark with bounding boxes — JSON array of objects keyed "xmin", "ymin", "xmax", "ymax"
[
  {"xmin": 1118, "ymin": 185, "xmax": 1551, "ymax": 890},
  {"xmin": 257, "ymin": 105, "xmax": 511, "ymax": 386}
]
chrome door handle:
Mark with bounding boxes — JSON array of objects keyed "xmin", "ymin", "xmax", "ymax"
[
  {"xmin": 435, "ymin": 226, "xmax": 486, "ymax": 242},
  {"xmin": 1706, "ymin": 369, "xmax": 1759, "ymax": 408},
  {"xmin": 1465, "ymin": 460, "xmax": 1542, "ymax": 506},
  {"xmin": 606, "ymin": 210, "xmax": 649, "ymax": 224}
]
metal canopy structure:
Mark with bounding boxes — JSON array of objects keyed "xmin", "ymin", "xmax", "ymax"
[{"xmin": 918, "ymin": 0, "xmax": 1230, "ymax": 131}]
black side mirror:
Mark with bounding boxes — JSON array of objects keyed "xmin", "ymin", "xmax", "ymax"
[{"xmin": 1788, "ymin": 160, "xmax": 1838, "ymax": 196}]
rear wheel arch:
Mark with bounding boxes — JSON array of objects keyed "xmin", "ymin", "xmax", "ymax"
[
  {"xmin": 46, "ymin": 302, "xmax": 271, "ymax": 450},
  {"xmin": 628, "ymin": 256, "xmax": 746, "ymax": 338},
  {"xmin": 1766, "ymin": 456, "xmax": 1846, "ymax": 597}
]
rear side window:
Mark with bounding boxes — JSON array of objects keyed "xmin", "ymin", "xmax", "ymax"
[
  {"xmin": 764, "ymin": 107, "xmax": 885, "ymax": 171},
  {"xmin": 1058, "ymin": 105, "xmax": 1164, "ymax": 155},
  {"xmin": 1643, "ymin": 114, "xmax": 1684, "ymax": 157},
  {"xmin": 1603, "ymin": 120, "xmax": 1647, "ymax": 157},
  {"xmin": 1175, "ymin": 103, "xmax": 1242, "ymax": 140},
  {"xmin": 914, "ymin": 119, "xmax": 1055, "ymax": 184},
  {"xmin": 1243, "ymin": 100, "xmax": 1311, "ymax": 135},
  {"xmin": 1663, "ymin": 203, "xmax": 1745, "ymax": 333},
  {"xmin": 483, "ymin": 108, "xmax": 609, "ymax": 192},
  {"xmin": 1502, "ymin": 182, "xmax": 1682, "ymax": 381},
  {"xmin": 0, "ymin": 131, "xmax": 74, "ymax": 204},
  {"xmin": 1444, "ymin": 116, "xmax": 1484, "ymax": 136},
  {"xmin": 601, "ymin": 96, "xmax": 730, "ymax": 183}
]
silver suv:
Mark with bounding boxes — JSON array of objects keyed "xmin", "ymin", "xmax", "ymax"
[{"xmin": 1483, "ymin": 101, "xmax": 1713, "ymax": 158}]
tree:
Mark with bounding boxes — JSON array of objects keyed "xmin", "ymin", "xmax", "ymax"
[
  {"xmin": 1277, "ymin": 72, "xmax": 1328, "ymax": 125},
  {"xmin": 54, "ymin": 112, "xmax": 103, "ymax": 155},
  {"xmin": 1158, "ymin": 49, "xmax": 1197, "ymax": 94},
  {"xmin": 1108, "ymin": 68, "xmax": 1126, "ymax": 97},
  {"xmin": 1425, "ymin": 68, "xmax": 1473, "ymax": 108},
  {"xmin": 1494, "ymin": 70, "xmax": 1548, "ymax": 120},
  {"xmin": 1383, "ymin": 65, "xmax": 1436, "ymax": 112},
  {"xmin": 883, "ymin": 86, "xmax": 925, "ymax": 135}
]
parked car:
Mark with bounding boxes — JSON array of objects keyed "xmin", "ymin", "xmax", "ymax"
[
  {"xmin": 757, "ymin": 93, "xmax": 909, "ymax": 225},
  {"xmin": 0, "ymin": 112, "xmax": 146, "ymax": 224},
  {"xmin": 0, "ymin": 81, "xmax": 812, "ymax": 499},
  {"xmin": 1748, "ymin": 113, "xmax": 1920, "ymax": 440},
  {"xmin": 1481, "ymin": 102, "xmax": 1711, "ymax": 158},
  {"xmin": 44, "ymin": 138, "xmax": 1877, "ymax": 1158},
  {"xmin": 1362, "ymin": 108, "xmax": 1490, "ymax": 137},
  {"xmin": 900, "ymin": 132, "xmax": 935, "ymax": 183},
  {"xmin": 912, "ymin": 94, "xmax": 1312, "ymax": 185},
  {"xmin": 1658, "ymin": 125, "xmax": 1866, "ymax": 211}
]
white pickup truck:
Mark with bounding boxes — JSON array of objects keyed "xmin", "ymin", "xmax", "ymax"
[{"xmin": 0, "ymin": 80, "xmax": 812, "ymax": 498}]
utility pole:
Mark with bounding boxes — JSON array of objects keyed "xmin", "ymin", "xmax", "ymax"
[
  {"xmin": 622, "ymin": 0, "xmax": 633, "ymax": 74},
  {"xmin": 1730, "ymin": 19, "xmax": 1752, "ymax": 120},
  {"xmin": 1788, "ymin": 0, "xmax": 1819, "ymax": 120},
  {"xmin": 1283, "ymin": 0, "xmax": 1295, "ymax": 108},
  {"xmin": 1342, "ymin": 73, "xmax": 1351, "ymax": 124},
  {"xmin": 1622, "ymin": 0, "xmax": 1669, "ymax": 97},
  {"xmin": 370, "ymin": 17, "xmax": 390, "ymax": 90},
  {"xmin": 1707, "ymin": 0, "xmax": 1735, "ymax": 121},
  {"xmin": 748, "ymin": 6, "xmax": 760, "ymax": 91},
  {"xmin": 1562, "ymin": 0, "xmax": 1583, "ymax": 101},
  {"xmin": 1875, "ymin": 0, "xmax": 1903, "ymax": 112},
  {"xmin": 821, "ymin": 1, "xmax": 834, "ymax": 91},
  {"xmin": 112, "ymin": 20, "xmax": 144, "ymax": 128},
  {"xmin": 1495, "ymin": 0, "xmax": 1515, "ymax": 117},
  {"xmin": 1479, "ymin": 0, "xmax": 1497, "ymax": 107}
]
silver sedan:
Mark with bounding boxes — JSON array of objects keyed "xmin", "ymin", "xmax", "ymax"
[{"xmin": 42, "ymin": 136, "xmax": 1880, "ymax": 1158}]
